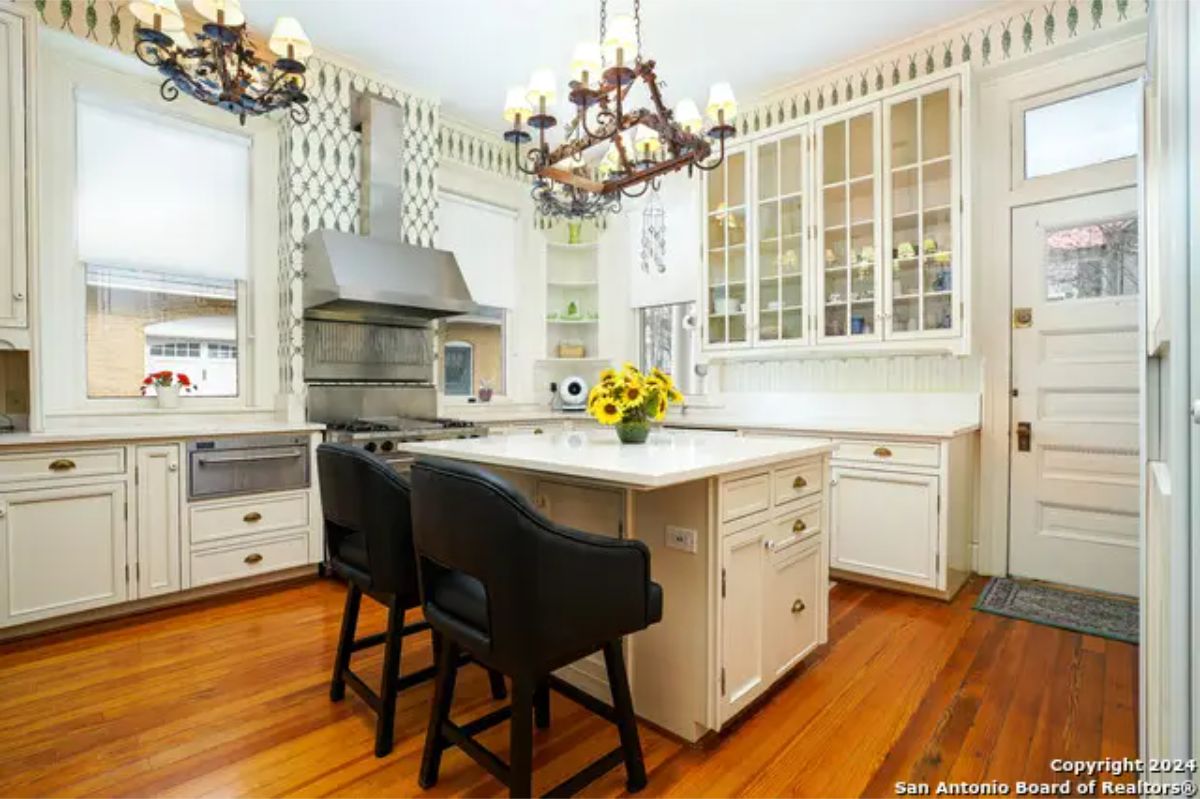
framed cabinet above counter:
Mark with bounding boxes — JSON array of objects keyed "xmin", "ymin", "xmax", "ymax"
[
  {"xmin": 702, "ymin": 67, "xmax": 970, "ymax": 356},
  {"xmin": 0, "ymin": 7, "xmax": 29, "ymax": 344}
]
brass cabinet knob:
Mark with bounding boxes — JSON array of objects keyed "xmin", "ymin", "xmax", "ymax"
[
  {"xmin": 792, "ymin": 519, "xmax": 807, "ymax": 534},
  {"xmin": 873, "ymin": 446, "xmax": 893, "ymax": 458},
  {"xmin": 243, "ymin": 553, "xmax": 263, "ymax": 565},
  {"xmin": 243, "ymin": 511, "xmax": 263, "ymax": 523},
  {"xmin": 48, "ymin": 459, "xmax": 76, "ymax": 472},
  {"xmin": 792, "ymin": 475, "xmax": 807, "ymax": 490},
  {"xmin": 791, "ymin": 599, "xmax": 806, "ymax": 613}
]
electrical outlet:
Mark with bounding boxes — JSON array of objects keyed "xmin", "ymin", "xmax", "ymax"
[{"xmin": 665, "ymin": 525, "xmax": 698, "ymax": 554}]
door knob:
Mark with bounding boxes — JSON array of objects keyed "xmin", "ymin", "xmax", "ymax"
[
  {"xmin": 791, "ymin": 599, "xmax": 806, "ymax": 613},
  {"xmin": 168, "ymin": 463, "xmax": 178, "ymax": 472},
  {"xmin": 1016, "ymin": 422, "xmax": 1032, "ymax": 452}
]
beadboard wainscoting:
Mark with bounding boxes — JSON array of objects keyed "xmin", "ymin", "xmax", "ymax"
[{"xmin": 716, "ymin": 354, "xmax": 982, "ymax": 394}]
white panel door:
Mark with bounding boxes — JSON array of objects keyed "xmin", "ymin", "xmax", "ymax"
[
  {"xmin": 1010, "ymin": 188, "xmax": 1139, "ymax": 596},
  {"xmin": 829, "ymin": 466, "xmax": 939, "ymax": 588},
  {"xmin": 0, "ymin": 10, "xmax": 27, "ymax": 327},
  {"xmin": 136, "ymin": 444, "xmax": 181, "ymax": 597},
  {"xmin": 0, "ymin": 482, "xmax": 128, "ymax": 626},
  {"xmin": 763, "ymin": 536, "xmax": 822, "ymax": 679},
  {"xmin": 719, "ymin": 524, "xmax": 766, "ymax": 724}
]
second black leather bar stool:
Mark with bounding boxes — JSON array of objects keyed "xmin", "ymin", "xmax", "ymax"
[
  {"xmin": 317, "ymin": 444, "xmax": 506, "ymax": 758},
  {"xmin": 410, "ymin": 457, "xmax": 664, "ymax": 798}
]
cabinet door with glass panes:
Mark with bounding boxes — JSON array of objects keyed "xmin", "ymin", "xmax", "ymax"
[
  {"xmin": 754, "ymin": 128, "xmax": 810, "ymax": 346},
  {"xmin": 884, "ymin": 78, "xmax": 961, "ymax": 338},
  {"xmin": 703, "ymin": 150, "xmax": 750, "ymax": 348},
  {"xmin": 816, "ymin": 107, "xmax": 882, "ymax": 343}
]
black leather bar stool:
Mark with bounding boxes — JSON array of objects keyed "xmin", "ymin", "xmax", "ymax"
[
  {"xmin": 410, "ymin": 457, "xmax": 664, "ymax": 798},
  {"xmin": 316, "ymin": 444, "xmax": 506, "ymax": 757}
]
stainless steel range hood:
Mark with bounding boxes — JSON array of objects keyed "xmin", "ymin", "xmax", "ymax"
[{"xmin": 302, "ymin": 95, "xmax": 477, "ymax": 326}]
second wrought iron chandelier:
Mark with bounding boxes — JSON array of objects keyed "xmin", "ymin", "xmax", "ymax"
[{"xmin": 502, "ymin": 0, "xmax": 737, "ymax": 220}]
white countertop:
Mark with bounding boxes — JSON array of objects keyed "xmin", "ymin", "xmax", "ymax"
[
  {"xmin": 0, "ymin": 421, "xmax": 326, "ymax": 448},
  {"xmin": 401, "ymin": 429, "xmax": 833, "ymax": 489}
]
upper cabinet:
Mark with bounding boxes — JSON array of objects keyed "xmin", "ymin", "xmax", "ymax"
[
  {"xmin": 702, "ymin": 70, "xmax": 967, "ymax": 354},
  {"xmin": 0, "ymin": 9, "xmax": 28, "ymax": 333}
]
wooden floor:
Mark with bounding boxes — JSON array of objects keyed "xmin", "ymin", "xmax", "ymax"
[{"xmin": 0, "ymin": 575, "xmax": 1138, "ymax": 798}]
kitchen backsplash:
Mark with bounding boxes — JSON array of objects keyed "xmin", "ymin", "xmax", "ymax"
[{"xmin": 717, "ymin": 354, "xmax": 982, "ymax": 393}]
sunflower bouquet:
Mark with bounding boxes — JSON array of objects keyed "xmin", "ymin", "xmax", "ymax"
[{"xmin": 587, "ymin": 363, "xmax": 684, "ymax": 444}]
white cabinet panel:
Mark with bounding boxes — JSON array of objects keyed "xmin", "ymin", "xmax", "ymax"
[
  {"xmin": 830, "ymin": 466, "xmax": 938, "ymax": 588},
  {"xmin": 0, "ymin": 482, "xmax": 128, "ymax": 626},
  {"xmin": 719, "ymin": 524, "xmax": 767, "ymax": 723},
  {"xmin": 535, "ymin": 478, "xmax": 624, "ymax": 538},
  {"xmin": 763, "ymin": 537, "xmax": 823, "ymax": 679},
  {"xmin": 0, "ymin": 10, "xmax": 27, "ymax": 329},
  {"xmin": 136, "ymin": 445, "xmax": 181, "ymax": 597}
]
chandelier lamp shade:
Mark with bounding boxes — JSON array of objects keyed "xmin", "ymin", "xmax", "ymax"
[
  {"xmin": 502, "ymin": 0, "xmax": 736, "ymax": 219},
  {"xmin": 128, "ymin": 0, "xmax": 313, "ymax": 125}
]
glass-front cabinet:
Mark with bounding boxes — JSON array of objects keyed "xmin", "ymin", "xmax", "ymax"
[
  {"xmin": 754, "ymin": 129, "xmax": 809, "ymax": 345},
  {"xmin": 883, "ymin": 79, "xmax": 960, "ymax": 338},
  {"xmin": 816, "ymin": 107, "xmax": 881, "ymax": 342},
  {"xmin": 701, "ymin": 70, "xmax": 965, "ymax": 353},
  {"xmin": 704, "ymin": 151, "xmax": 749, "ymax": 347}
]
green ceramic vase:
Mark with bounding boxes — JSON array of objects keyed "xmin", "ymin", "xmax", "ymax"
[{"xmin": 615, "ymin": 419, "xmax": 650, "ymax": 444}]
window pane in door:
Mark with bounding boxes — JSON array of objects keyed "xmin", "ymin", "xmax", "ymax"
[
  {"xmin": 1044, "ymin": 217, "xmax": 1138, "ymax": 301},
  {"xmin": 1024, "ymin": 81, "xmax": 1138, "ymax": 179}
]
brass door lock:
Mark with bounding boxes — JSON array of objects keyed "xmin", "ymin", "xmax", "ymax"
[
  {"xmin": 1016, "ymin": 422, "xmax": 1032, "ymax": 452},
  {"xmin": 1013, "ymin": 307, "xmax": 1033, "ymax": 328}
]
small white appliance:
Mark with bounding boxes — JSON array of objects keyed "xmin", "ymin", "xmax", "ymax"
[{"xmin": 556, "ymin": 375, "xmax": 589, "ymax": 412}]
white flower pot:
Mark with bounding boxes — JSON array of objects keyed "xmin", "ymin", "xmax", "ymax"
[{"xmin": 156, "ymin": 384, "xmax": 181, "ymax": 409}]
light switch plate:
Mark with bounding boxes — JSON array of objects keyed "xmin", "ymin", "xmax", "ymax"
[{"xmin": 665, "ymin": 525, "xmax": 698, "ymax": 554}]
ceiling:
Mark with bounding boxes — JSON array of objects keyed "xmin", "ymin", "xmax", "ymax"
[{"xmin": 242, "ymin": 0, "xmax": 1001, "ymax": 131}]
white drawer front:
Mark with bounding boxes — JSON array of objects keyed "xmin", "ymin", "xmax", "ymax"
[
  {"xmin": 189, "ymin": 533, "xmax": 309, "ymax": 587},
  {"xmin": 768, "ymin": 501, "xmax": 822, "ymax": 552},
  {"xmin": 835, "ymin": 440, "xmax": 940, "ymax": 469},
  {"xmin": 721, "ymin": 472, "xmax": 770, "ymax": 524},
  {"xmin": 189, "ymin": 492, "xmax": 310, "ymax": 545},
  {"xmin": 0, "ymin": 448, "xmax": 126, "ymax": 484},
  {"xmin": 773, "ymin": 459, "xmax": 823, "ymax": 507}
]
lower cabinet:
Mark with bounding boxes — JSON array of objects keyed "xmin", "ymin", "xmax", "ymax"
[
  {"xmin": 763, "ymin": 535, "xmax": 823, "ymax": 680},
  {"xmin": 0, "ymin": 481, "xmax": 129, "ymax": 625},
  {"xmin": 829, "ymin": 466, "xmax": 939, "ymax": 588},
  {"xmin": 135, "ymin": 445, "xmax": 182, "ymax": 597},
  {"xmin": 719, "ymin": 524, "xmax": 768, "ymax": 722}
]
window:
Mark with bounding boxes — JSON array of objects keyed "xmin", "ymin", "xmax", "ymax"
[
  {"xmin": 1023, "ymin": 81, "xmax": 1139, "ymax": 179},
  {"xmin": 76, "ymin": 98, "xmax": 249, "ymax": 399},
  {"xmin": 1044, "ymin": 216, "xmax": 1138, "ymax": 301},
  {"xmin": 638, "ymin": 302, "xmax": 697, "ymax": 383},
  {"xmin": 442, "ymin": 341, "xmax": 474, "ymax": 396}
]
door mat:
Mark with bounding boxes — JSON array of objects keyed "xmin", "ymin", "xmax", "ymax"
[{"xmin": 974, "ymin": 577, "xmax": 1138, "ymax": 643}]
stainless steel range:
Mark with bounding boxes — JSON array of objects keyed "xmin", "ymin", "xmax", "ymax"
[{"xmin": 302, "ymin": 94, "xmax": 486, "ymax": 470}]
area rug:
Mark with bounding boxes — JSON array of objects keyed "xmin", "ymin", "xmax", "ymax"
[{"xmin": 974, "ymin": 577, "xmax": 1138, "ymax": 643}]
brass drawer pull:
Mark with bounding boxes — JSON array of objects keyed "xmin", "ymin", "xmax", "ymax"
[
  {"xmin": 791, "ymin": 599, "xmax": 806, "ymax": 613},
  {"xmin": 243, "ymin": 553, "xmax": 263, "ymax": 565},
  {"xmin": 48, "ymin": 459, "xmax": 77, "ymax": 472},
  {"xmin": 792, "ymin": 475, "xmax": 808, "ymax": 490},
  {"xmin": 792, "ymin": 519, "xmax": 807, "ymax": 534},
  {"xmin": 243, "ymin": 511, "xmax": 263, "ymax": 523},
  {"xmin": 873, "ymin": 446, "xmax": 893, "ymax": 458}
]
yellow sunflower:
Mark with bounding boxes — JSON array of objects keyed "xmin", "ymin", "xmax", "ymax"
[
  {"xmin": 652, "ymin": 394, "xmax": 668, "ymax": 421},
  {"xmin": 593, "ymin": 398, "xmax": 624, "ymax": 425},
  {"xmin": 618, "ymin": 378, "xmax": 646, "ymax": 409},
  {"xmin": 598, "ymin": 368, "xmax": 617, "ymax": 384}
]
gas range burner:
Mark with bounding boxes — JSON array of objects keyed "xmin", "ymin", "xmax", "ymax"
[{"xmin": 323, "ymin": 416, "xmax": 485, "ymax": 456}]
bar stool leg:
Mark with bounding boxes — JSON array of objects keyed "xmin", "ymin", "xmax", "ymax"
[
  {"xmin": 488, "ymin": 668, "xmax": 508, "ymax": 701},
  {"xmin": 509, "ymin": 679, "xmax": 535, "ymax": 798},
  {"xmin": 533, "ymin": 678, "xmax": 550, "ymax": 730},
  {"xmin": 329, "ymin": 584, "xmax": 361, "ymax": 702},
  {"xmin": 374, "ymin": 599, "xmax": 404, "ymax": 757},
  {"xmin": 419, "ymin": 634, "xmax": 460, "ymax": 789},
  {"xmin": 603, "ymin": 640, "xmax": 647, "ymax": 792}
]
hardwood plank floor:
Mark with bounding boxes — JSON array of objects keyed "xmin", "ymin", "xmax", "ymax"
[{"xmin": 0, "ymin": 576, "xmax": 1138, "ymax": 798}]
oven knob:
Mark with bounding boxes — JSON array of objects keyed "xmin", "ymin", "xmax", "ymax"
[
  {"xmin": 381, "ymin": 440, "xmax": 394, "ymax": 452},
  {"xmin": 364, "ymin": 441, "xmax": 377, "ymax": 453}
]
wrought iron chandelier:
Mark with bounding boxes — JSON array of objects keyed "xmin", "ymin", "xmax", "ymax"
[
  {"xmin": 502, "ymin": 0, "xmax": 737, "ymax": 220},
  {"xmin": 128, "ymin": 0, "xmax": 312, "ymax": 125}
]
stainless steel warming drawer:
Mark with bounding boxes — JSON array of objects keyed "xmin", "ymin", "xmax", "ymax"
[{"xmin": 187, "ymin": 435, "xmax": 311, "ymax": 501}]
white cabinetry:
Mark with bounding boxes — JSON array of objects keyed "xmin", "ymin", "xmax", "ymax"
[
  {"xmin": 717, "ymin": 457, "xmax": 829, "ymax": 726},
  {"xmin": 702, "ymin": 68, "xmax": 967, "ymax": 354},
  {"xmin": 0, "ymin": 8, "xmax": 28, "ymax": 333},
  {"xmin": 0, "ymin": 481, "xmax": 129, "ymax": 625},
  {"xmin": 135, "ymin": 445, "xmax": 181, "ymax": 597},
  {"xmin": 829, "ymin": 466, "xmax": 938, "ymax": 587}
]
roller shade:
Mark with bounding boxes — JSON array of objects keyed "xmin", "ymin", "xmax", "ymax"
[
  {"xmin": 76, "ymin": 98, "xmax": 251, "ymax": 280},
  {"xmin": 436, "ymin": 193, "xmax": 518, "ymax": 309}
]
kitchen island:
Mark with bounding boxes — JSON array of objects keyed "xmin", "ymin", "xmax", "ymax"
[{"xmin": 401, "ymin": 429, "xmax": 833, "ymax": 743}]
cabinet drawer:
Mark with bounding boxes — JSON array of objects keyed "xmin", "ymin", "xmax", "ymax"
[
  {"xmin": 0, "ymin": 448, "xmax": 126, "ymax": 484},
  {"xmin": 767, "ymin": 501, "xmax": 822, "ymax": 553},
  {"xmin": 721, "ymin": 472, "xmax": 770, "ymax": 523},
  {"xmin": 773, "ymin": 459, "xmax": 823, "ymax": 507},
  {"xmin": 765, "ymin": 537, "xmax": 822, "ymax": 679},
  {"xmin": 835, "ymin": 440, "xmax": 939, "ymax": 469},
  {"xmin": 189, "ymin": 533, "xmax": 309, "ymax": 587},
  {"xmin": 189, "ymin": 491, "xmax": 310, "ymax": 545}
]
